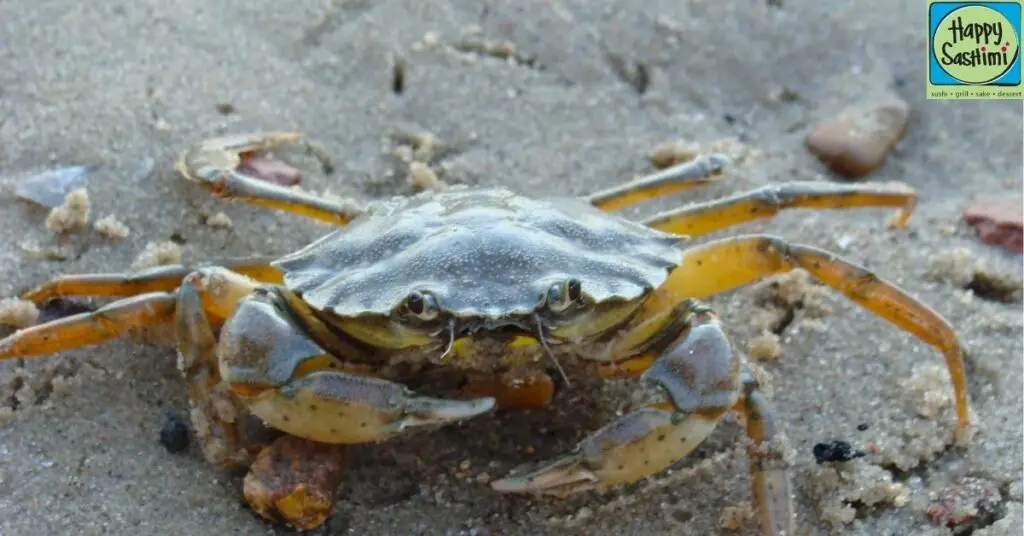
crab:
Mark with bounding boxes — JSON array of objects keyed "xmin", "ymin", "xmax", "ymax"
[{"xmin": 0, "ymin": 132, "xmax": 971, "ymax": 535}]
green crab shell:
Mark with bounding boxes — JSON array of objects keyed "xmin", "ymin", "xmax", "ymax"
[{"xmin": 272, "ymin": 187, "xmax": 685, "ymax": 319}]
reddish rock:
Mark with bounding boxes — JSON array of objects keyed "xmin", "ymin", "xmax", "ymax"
[
  {"xmin": 805, "ymin": 99, "xmax": 910, "ymax": 179},
  {"xmin": 243, "ymin": 435, "xmax": 346, "ymax": 531},
  {"xmin": 963, "ymin": 200, "xmax": 1023, "ymax": 254},
  {"xmin": 926, "ymin": 477, "xmax": 1004, "ymax": 534},
  {"xmin": 239, "ymin": 154, "xmax": 303, "ymax": 186}
]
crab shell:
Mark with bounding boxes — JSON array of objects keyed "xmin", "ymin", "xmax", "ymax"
[{"xmin": 273, "ymin": 187, "xmax": 685, "ymax": 326}]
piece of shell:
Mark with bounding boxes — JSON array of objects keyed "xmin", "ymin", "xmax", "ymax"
[{"xmin": 15, "ymin": 166, "xmax": 91, "ymax": 208}]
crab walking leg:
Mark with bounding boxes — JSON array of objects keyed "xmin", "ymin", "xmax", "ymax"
[
  {"xmin": 654, "ymin": 234, "xmax": 971, "ymax": 439},
  {"xmin": 20, "ymin": 257, "xmax": 283, "ymax": 304},
  {"xmin": 0, "ymin": 292, "xmax": 177, "ymax": 360},
  {"xmin": 586, "ymin": 154, "xmax": 729, "ymax": 211},
  {"xmin": 642, "ymin": 181, "xmax": 917, "ymax": 237},
  {"xmin": 214, "ymin": 288, "xmax": 496, "ymax": 445},
  {"xmin": 177, "ymin": 273, "xmax": 347, "ymax": 531},
  {"xmin": 737, "ymin": 370, "xmax": 796, "ymax": 536},
  {"xmin": 176, "ymin": 132, "xmax": 364, "ymax": 226},
  {"xmin": 175, "ymin": 269, "xmax": 263, "ymax": 468},
  {"xmin": 491, "ymin": 302, "xmax": 746, "ymax": 498}
]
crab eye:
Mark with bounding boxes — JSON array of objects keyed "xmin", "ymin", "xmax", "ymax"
[
  {"xmin": 404, "ymin": 291, "xmax": 440, "ymax": 321},
  {"xmin": 546, "ymin": 279, "xmax": 582, "ymax": 313}
]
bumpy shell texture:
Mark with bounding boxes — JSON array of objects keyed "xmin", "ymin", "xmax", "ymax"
[{"xmin": 273, "ymin": 187, "xmax": 684, "ymax": 319}]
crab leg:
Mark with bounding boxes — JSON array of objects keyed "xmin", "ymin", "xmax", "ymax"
[
  {"xmin": 176, "ymin": 132, "xmax": 364, "ymax": 226},
  {"xmin": 176, "ymin": 268, "xmax": 263, "ymax": 468},
  {"xmin": 0, "ymin": 292, "xmax": 177, "ymax": 359},
  {"xmin": 20, "ymin": 257, "xmax": 283, "ymax": 304},
  {"xmin": 587, "ymin": 154, "xmax": 729, "ymax": 211},
  {"xmin": 651, "ymin": 234, "xmax": 970, "ymax": 439},
  {"xmin": 490, "ymin": 302, "xmax": 741, "ymax": 494},
  {"xmin": 492, "ymin": 302, "xmax": 797, "ymax": 535},
  {"xmin": 214, "ymin": 288, "xmax": 496, "ymax": 445},
  {"xmin": 642, "ymin": 181, "xmax": 917, "ymax": 237},
  {"xmin": 738, "ymin": 370, "xmax": 795, "ymax": 536},
  {"xmin": 0, "ymin": 266, "xmax": 258, "ymax": 361}
]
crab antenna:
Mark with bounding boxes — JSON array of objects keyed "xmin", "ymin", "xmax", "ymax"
[
  {"xmin": 438, "ymin": 319, "xmax": 457, "ymax": 362},
  {"xmin": 534, "ymin": 314, "xmax": 571, "ymax": 386}
]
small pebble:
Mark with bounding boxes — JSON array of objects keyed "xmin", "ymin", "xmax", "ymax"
[
  {"xmin": 857, "ymin": 423, "xmax": 870, "ymax": 431},
  {"xmin": 927, "ymin": 477, "xmax": 1003, "ymax": 533},
  {"xmin": 963, "ymin": 199, "xmax": 1023, "ymax": 254},
  {"xmin": 804, "ymin": 98, "xmax": 910, "ymax": 179},
  {"xmin": 159, "ymin": 412, "xmax": 190, "ymax": 453},
  {"xmin": 813, "ymin": 440, "xmax": 866, "ymax": 464}
]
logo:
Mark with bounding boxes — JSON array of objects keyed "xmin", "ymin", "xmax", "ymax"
[{"xmin": 928, "ymin": 1, "xmax": 1023, "ymax": 99}]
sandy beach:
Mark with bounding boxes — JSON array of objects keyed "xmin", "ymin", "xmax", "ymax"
[{"xmin": 1, "ymin": 1, "xmax": 1022, "ymax": 534}]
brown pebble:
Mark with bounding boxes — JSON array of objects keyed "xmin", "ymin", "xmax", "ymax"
[
  {"xmin": 804, "ymin": 99, "xmax": 909, "ymax": 179},
  {"xmin": 243, "ymin": 435, "xmax": 346, "ymax": 531},
  {"xmin": 926, "ymin": 477, "xmax": 1003, "ymax": 533},
  {"xmin": 963, "ymin": 200, "xmax": 1023, "ymax": 254}
]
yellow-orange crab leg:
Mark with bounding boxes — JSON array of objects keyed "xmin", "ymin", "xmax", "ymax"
[
  {"xmin": 176, "ymin": 132, "xmax": 364, "ymax": 226},
  {"xmin": 175, "ymin": 268, "xmax": 263, "ymax": 469},
  {"xmin": 212, "ymin": 287, "xmax": 496, "ymax": 445},
  {"xmin": 0, "ymin": 293, "xmax": 177, "ymax": 359},
  {"xmin": 738, "ymin": 370, "xmax": 796, "ymax": 536},
  {"xmin": 492, "ymin": 303, "xmax": 742, "ymax": 496},
  {"xmin": 643, "ymin": 181, "xmax": 917, "ymax": 237},
  {"xmin": 586, "ymin": 154, "xmax": 729, "ymax": 211},
  {"xmin": 652, "ymin": 234, "xmax": 971, "ymax": 439},
  {"xmin": 20, "ymin": 257, "xmax": 282, "ymax": 304},
  {"xmin": 0, "ymin": 267, "xmax": 259, "ymax": 361}
]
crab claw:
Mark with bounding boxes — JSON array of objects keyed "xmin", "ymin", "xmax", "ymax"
[
  {"xmin": 491, "ymin": 405, "xmax": 723, "ymax": 497},
  {"xmin": 175, "ymin": 131, "xmax": 304, "ymax": 184},
  {"xmin": 388, "ymin": 387, "xmax": 498, "ymax": 432},
  {"xmin": 492, "ymin": 309, "xmax": 738, "ymax": 498}
]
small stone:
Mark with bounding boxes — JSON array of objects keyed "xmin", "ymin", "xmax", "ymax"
[
  {"xmin": 812, "ymin": 440, "xmax": 866, "ymax": 464},
  {"xmin": 805, "ymin": 98, "xmax": 910, "ymax": 179},
  {"xmin": 243, "ymin": 435, "xmax": 346, "ymax": 531},
  {"xmin": 963, "ymin": 199, "xmax": 1023, "ymax": 254},
  {"xmin": 927, "ymin": 477, "xmax": 1004, "ymax": 534},
  {"xmin": 159, "ymin": 412, "xmax": 190, "ymax": 453}
]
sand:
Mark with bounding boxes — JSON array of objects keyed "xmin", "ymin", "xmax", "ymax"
[{"xmin": 1, "ymin": 1, "xmax": 1022, "ymax": 535}]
